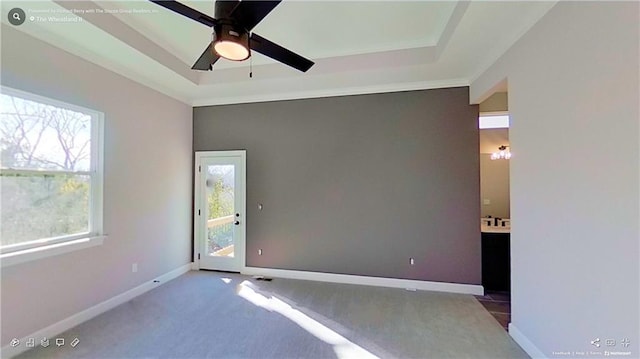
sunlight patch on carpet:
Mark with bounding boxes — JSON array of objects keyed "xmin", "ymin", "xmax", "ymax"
[{"xmin": 237, "ymin": 280, "xmax": 378, "ymax": 359}]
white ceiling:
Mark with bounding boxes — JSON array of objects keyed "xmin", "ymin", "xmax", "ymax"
[{"xmin": 2, "ymin": 1, "xmax": 557, "ymax": 105}]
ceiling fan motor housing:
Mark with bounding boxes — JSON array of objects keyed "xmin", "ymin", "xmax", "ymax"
[{"xmin": 214, "ymin": 0, "xmax": 237, "ymax": 19}]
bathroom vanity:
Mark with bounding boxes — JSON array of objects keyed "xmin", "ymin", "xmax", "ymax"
[{"xmin": 481, "ymin": 221, "xmax": 510, "ymax": 292}]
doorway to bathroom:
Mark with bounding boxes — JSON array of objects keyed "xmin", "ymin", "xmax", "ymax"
[{"xmin": 477, "ymin": 92, "xmax": 512, "ymax": 329}]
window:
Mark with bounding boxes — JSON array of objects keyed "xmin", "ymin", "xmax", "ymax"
[
  {"xmin": 0, "ymin": 87, "xmax": 103, "ymax": 258},
  {"xmin": 479, "ymin": 114, "xmax": 510, "ymax": 129}
]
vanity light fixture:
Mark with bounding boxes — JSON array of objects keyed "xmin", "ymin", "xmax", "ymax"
[{"xmin": 491, "ymin": 145, "xmax": 511, "ymax": 160}]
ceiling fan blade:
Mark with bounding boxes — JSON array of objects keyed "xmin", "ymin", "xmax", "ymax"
[
  {"xmin": 230, "ymin": 1, "xmax": 281, "ymax": 31},
  {"xmin": 149, "ymin": 0, "xmax": 217, "ymax": 27},
  {"xmin": 250, "ymin": 33, "xmax": 314, "ymax": 72},
  {"xmin": 191, "ymin": 43, "xmax": 220, "ymax": 71}
]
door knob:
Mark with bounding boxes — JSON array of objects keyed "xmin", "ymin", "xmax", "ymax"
[{"xmin": 234, "ymin": 221, "xmax": 240, "ymax": 225}]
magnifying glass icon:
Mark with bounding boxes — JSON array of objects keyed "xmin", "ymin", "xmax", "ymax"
[{"xmin": 8, "ymin": 8, "xmax": 25, "ymax": 25}]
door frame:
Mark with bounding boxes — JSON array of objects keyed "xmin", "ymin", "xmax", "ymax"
[{"xmin": 193, "ymin": 150, "xmax": 246, "ymax": 272}]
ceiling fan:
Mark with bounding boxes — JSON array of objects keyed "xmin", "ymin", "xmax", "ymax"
[{"xmin": 149, "ymin": 0, "xmax": 314, "ymax": 72}]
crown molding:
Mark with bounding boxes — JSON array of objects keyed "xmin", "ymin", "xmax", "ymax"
[{"xmin": 191, "ymin": 78, "xmax": 469, "ymax": 107}]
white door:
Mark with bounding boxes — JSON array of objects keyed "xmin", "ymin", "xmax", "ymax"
[{"xmin": 194, "ymin": 151, "xmax": 246, "ymax": 272}]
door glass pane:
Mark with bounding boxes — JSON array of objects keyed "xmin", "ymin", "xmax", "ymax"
[{"xmin": 205, "ymin": 165, "xmax": 235, "ymax": 257}]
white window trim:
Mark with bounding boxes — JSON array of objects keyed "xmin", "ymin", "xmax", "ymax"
[
  {"xmin": 0, "ymin": 86, "xmax": 105, "ymax": 266},
  {"xmin": 0, "ymin": 236, "xmax": 106, "ymax": 268}
]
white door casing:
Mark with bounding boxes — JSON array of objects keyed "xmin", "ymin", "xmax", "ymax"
[{"xmin": 194, "ymin": 151, "xmax": 246, "ymax": 272}]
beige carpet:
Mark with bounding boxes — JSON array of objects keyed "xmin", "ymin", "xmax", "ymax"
[{"xmin": 15, "ymin": 271, "xmax": 528, "ymax": 359}]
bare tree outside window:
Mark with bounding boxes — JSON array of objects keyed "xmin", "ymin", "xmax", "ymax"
[{"xmin": 1, "ymin": 92, "xmax": 93, "ymax": 247}]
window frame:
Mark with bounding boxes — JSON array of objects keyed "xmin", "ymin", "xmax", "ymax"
[{"xmin": 0, "ymin": 86, "xmax": 104, "ymax": 260}]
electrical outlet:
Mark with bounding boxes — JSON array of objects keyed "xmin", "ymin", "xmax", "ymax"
[
  {"xmin": 410, "ymin": 258, "xmax": 415, "ymax": 266},
  {"xmin": 483, "ymin": 199, "xmax": 491, "ymax": 205},
  {"xmin": 258, "ymin": 249, "xmax": 263, "ymax": 255},
  {"xmin": 132, "ymin": 263, "xmax": 138, "ymax": 273}
]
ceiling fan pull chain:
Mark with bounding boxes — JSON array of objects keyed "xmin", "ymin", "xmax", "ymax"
[{"xmin": 248, "ymin": 32, "xmax": 253, "ymax": 78}]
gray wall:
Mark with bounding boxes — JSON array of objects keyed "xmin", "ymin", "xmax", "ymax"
[
  {"xmin": 194, "ymin": 88, "xmax": 481, "ymax": 284},
  {"xmin": 1, "ymin": 25, "xmax": 192, "ymax": 345},
  {"xmin": 480, "ymin": 153, "xmax": 510, "ymax": 218}
]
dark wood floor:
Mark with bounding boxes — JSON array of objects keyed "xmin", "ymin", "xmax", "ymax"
[{"xmin": 475, "ymin": 291, "xmax": 511, "ymax": 329}]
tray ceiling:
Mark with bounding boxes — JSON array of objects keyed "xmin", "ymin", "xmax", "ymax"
[{"xmin": 1, "ymin": 1, "xmax": 557, "ymax": 105}]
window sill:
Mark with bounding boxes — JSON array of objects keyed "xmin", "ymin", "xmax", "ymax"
[{"xmin": 1, "ymin": 236, "xmax": 106, "ymax": 268}]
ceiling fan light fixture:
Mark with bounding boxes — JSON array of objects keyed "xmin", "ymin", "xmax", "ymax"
[
  {"xmin": 213, "ymin": 24, "xmax": 249, "ymax": 61},
  {"xmin": 214, "ymin": 41, "xmax": 249, "ymax": 61}
]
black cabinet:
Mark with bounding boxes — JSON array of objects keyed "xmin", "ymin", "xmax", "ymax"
[{"xmin": 481, "ymin": 232, "xmax": 510, "ymax": 292}]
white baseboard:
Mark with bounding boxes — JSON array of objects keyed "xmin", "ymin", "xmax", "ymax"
[
  {"xmin": 1, "ymin": 263, "xmax": 192, "ymax": 358},
  {"xmin": 509, "ymin": 323, "xmax": 547, "ymax": 358},
  {"xmin": 241, "ymin": 266, "xmax": 484, "ymax": 295}
]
